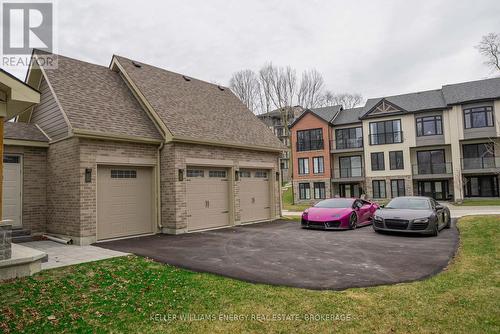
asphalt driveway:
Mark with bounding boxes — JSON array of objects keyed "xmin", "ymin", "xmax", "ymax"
[{"xmin": 97, "ymin": 220, "xmax": 459, "ymax": 290}]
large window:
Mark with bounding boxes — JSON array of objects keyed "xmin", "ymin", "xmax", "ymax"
[
  {"xmin": 389, "ymin": 151, "xmax": 404, "ymax": 170},
  {"xmin": 299, "ymin": 183, "xmax": 311, "ymax": 200},
  {"xmin": 312, "ymin": 156, "xmax": 324, "ymax": 174},
  {"xmin": 371, "ymin": 152, "xmax": 385, "ymax": 171},
  {"xmin": 298, "ymin": 158, "xmax": 309, "ymax": 175},
  {"xmin": 417, "ymin": 150, "xmax": 446, "ymax": 174},
  {"xmin": 391, "ymin": 179, "xmax": 405, "ymax": 197},
  {"xmin": 369, "ymin": 119, "xmax": 402, "ymax": 145},
  {"xmin": 297, "ymin": 128, "xmax": 324, "ymax": 151},
  {"xmin": 416, "ymin": 115, "xmax": 443, "ymax": 136},
  {"xmin": 464, "ymin": 106, "xmax": 494, "ymax": 129},
  {"xmin": 462, "ymin": 143, "xmax": 495, "ymax": 169},
  {"xmin": 338, "ymin": 156, "xmax": 362, "ymax": 177},
  {"xmin": 372, "ymin": 180, "xmax": 386, "ymax": 198},
  {"xmin": 335, "ymin": 127, "xmax": 363, "ymax": 149},
  {"xmin": 313, "ymin": 182, "xmax": 326, "ymax": 199}
]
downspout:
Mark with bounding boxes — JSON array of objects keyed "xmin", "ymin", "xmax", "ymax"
[{"xmin": 157, "ymin": 141, "xmax": 164, "ymax": 230}]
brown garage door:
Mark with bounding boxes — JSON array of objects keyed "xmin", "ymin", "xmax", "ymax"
[
  {"xmin": 97, "ymin": 166, "xmax": 154, "ymax": 240},
  {"xmin": 186, "ymin": 167, "xmax": 230, "ymax": 231},
  {"xmin": 239, "ymin": 169, "xmax": 271, "ymax": 223}
]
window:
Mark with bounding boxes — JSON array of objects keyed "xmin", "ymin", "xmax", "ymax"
[
  {"xmin": 335, "ymin": 127, "xmax": 363, "ymax": 149},
  {"xmin": 372, "ymin": 180, "xmax": 386, "ymax": 198},
  {"xmin": 313, "ymin": 182, "xmax": 326, "ymax": 199},
  {"xmin": 298, "ymin": 158, "xmax": 309, "ymax": 175},
  {"xmin": 3, "ymin": 155, "xmax": 20, "ymax": 164},
  {"xmin": 338, "ymin": 156, "xmax": 362, "ymax": 177},
  {"xmin": 296, "ymin": 128, "xmax": 323, "ymax": 151},
  {"xmin": 209, "ymin": 170, "xmax": 227, "ymax": 178},
  {"xmin": 371, "ymin": 152, "xmax": 385, "ymax": 171},
  {"xmin": 299, "ymin": 183, "xmax": 311, "ymax": 199},
  {"xmin": 391, "ymin": 179, "xmax": 405, "ymax": 197},
  {"xmin": 312, "ymin": 157, "xmax": 324, "ymax": 174},
  {"xmin": 416, "ymin": 115, "xmax": 443, "ymax": 136},
  {"xmin": 254, "ymin": 170, "xmax": 268, "ymax": 178},
  {"xmin": 464, "ymin": 106, "xmax": 494, "ymax": 129},
  {"xmin": 239, "ymin": 170, "xmax": 251, "ymax": 178},
  {"xmin": 462, "ymin": 143, "xmax": 495, "ymax": 169},
  {"xmin": 417, "ymin": 150, "xmax": 446, "ymax": 174},
  {"xmin": 389, "ymin": 151, "xmax": 404, "ymax": 170},
  {"xmin": 111, "ymin": 170, "xmax": 137, "ymax": 178},
  {"xmin": 280, "ymin": 160, "xmax": 289, "ymax": 170},
  {"xmin": 369, "ymin": 119, "xmax": 402, "ymax": 145}
]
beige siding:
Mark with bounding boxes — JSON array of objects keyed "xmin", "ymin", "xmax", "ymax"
[{"xmin": 30, "ymin": 78, "xmax": 69, "ymax": 140}]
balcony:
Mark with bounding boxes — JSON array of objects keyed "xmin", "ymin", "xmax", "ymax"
[
  {"xmin": 369, "ymin": 131, "xmax": 403, "ymax": 145},
  {"xmin": 296, "ymin": 139, "xmax": 324, "ymax": 152},
  {"xmin": 331, "ymin": 167, "xmax": 365, "ymax": 182},
  {"xmin": 412, "ymin": 163, "xmax": 453, "ymax": 179},
  {"xmin": 461, "ymin": 157, "xmax": 500, "ymax": 174},
  {"xmin": 330, "ymin": 138, "xmax": 363, "ymax": 152}
]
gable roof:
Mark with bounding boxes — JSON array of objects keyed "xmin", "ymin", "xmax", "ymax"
[
  {"xmin": 332, "ymin": 107, "xmax": 364, "ymax": 125},
  {"xmin": 112, "ymin": 56, "xmax": 284, "ymax": 151},
  {"xmin": 289, "ymin": 105, "xmax": 342, "ymax": 128},
  {"xmin": 442, "ymin": 77, "xmax": 500, "ymax": 105},
  {"xmin": 32, "ymin": 51, "xmax": 162, "ymax": 142},
  {"xmin": 4, "ymin": 122, "xmax": 49, "ymax": 142}
]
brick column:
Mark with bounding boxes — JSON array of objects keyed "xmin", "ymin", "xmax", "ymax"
[{"xmin": 0, "ymin": 223, "xmax": 12, "ymax": 261}]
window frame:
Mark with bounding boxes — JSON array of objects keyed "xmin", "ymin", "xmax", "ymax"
[
  {"xmin": 371, "ymin": 152, "xmax": 385, "ymax": 171},
  {"xmin": 389, "ymin": 150, "xmax": 404, "ymax": 170},
  {"xmin": 391, "ymin": 179, "xmax": 406, "ymax": 197},
  {"xmin": 313, "ymin": 182, "xmax": 326, "ymax": 199},
  {"xmin": 369, "ymin": 119, "xmax": 402, "ymax": 145},
  {"xmin": 298, "ymin": 158, "xmax": 309, "ymax": 175},
  {"xmin": 372, "ymin": 180, "xmax": 386, "ymax": 198},
  {"xmin": 296, "ymin": 128, "xmax": 324, "ymax": 151},
  {"xmin": 335, "ymin": 127, "xmax": 363, "ymax": 149},
  {"xmin": 463, "ymin": 106, "xmax": 494, "ymax": 129},
  {"xmin": 299, "ymin": 183, "xmax": 311, "ymax": 200},
  {"xmin": 312, "ymin": 156, "xmax": 325, "ymax": 174},
  {"xmin": 416, "ymin": 115, "xmax": 443, "ymax": 136}
]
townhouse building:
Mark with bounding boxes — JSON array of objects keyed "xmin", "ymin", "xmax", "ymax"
[{"xmin": 290, "ymin": 77, "xmax": 500, "ymax": 203}]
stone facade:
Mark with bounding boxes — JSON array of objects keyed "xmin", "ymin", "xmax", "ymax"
[
  {"xmin": 161, "ymin": 142, "xmax": 281, "ymax": 232},
  {"xmin": 292, "ymin": 178, "xmax": 331, "ymax": 204},
  {"xmin": 0, "ymin": 224, "xmax": 12, "ymax": 260},
  {"xmin": 365, "ymin": 175, "xmax": 414, "ymax": 200},
  {"xmin": 4, "ymin": 145, "xmax": 47, "ymax": 234}
]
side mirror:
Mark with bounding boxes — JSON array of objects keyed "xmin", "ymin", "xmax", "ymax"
[{"xmin": 435, "ymin": 204, "xmax": 443, "ymax": 210}]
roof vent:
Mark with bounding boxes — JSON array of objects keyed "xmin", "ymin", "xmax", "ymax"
[
  {"xmin": 132, "ymin": 61, "xmax": 142, "ymax": 68},
  {"xmin": 182, "ymin": 75, "xmax": 191, "ymax": 82},
  {"xmin": 217, "ymin": 85, "xmax": 225, "ymax": 91}
]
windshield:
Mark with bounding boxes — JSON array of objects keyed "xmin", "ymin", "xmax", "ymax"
[
  {"xmin": 314, "ymin": 199, "xmax": 354, "ymax": 208},
  {"xmin": 386, "ymin": 198, "xmax": 430, "ymax": 210}
]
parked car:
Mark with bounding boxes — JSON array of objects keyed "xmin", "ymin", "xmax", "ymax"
[
  {"xmin": 301, "ymin": 198, "xmax": 379, "ymax": 230},
  {"xmin": 372, "ymin": 196, "xmax": 451, "ymax": 236}
]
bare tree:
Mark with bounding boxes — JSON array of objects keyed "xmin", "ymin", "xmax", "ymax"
[
  {"xmin": 320, "ymin": 91, "xmax": 364, "ymax": 109},
  {"xmin": 297, "ymin": 69, "xmax": 325, "ymax": 108},
  {"xmin": 229, "ymin": 69, "xmax": 261, "ymax": 113},
  {"xmin": 476, "ymin": 33, "xmax": 500, "ymax": 72}
]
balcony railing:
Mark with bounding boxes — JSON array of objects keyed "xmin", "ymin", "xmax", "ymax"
[
  {"xmin": 296, "ymin": 139, "xmax": 324, "ymax": 152},
  {"xmin": 412, "ymin": 163, "xmax": 452, "ymax": 175},
  {"xmin": 461, "ymin": 157, "xmax": 500, "ymax": 170},
  {"xmin": 369, "ymin": 131, "xmax": 403, "ymax": 145},
  {"xmin": 330, "ymin": 138, "xmax": 363, "ymax": 150},
  {"xmin": 331, "ymin": 167, "xmax": 364, "ymax": 179}
]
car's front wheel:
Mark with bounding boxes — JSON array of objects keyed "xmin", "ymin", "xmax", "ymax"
[
  {"xmin": 444, "ymin": 212, "xmax": 451, "ymax": 229},
  {"xmin": 349, "ymin": 213, "xmax": 357, "ymax": 230},
  {"xmin": 430, "ymin": 221, "xmax": 439, "ymax": 237}
]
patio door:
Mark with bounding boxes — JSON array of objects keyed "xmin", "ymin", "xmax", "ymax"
[
  {"xmin": 464, "ymin": 176, "xmax": 499, "ymax": 197},
  {"xmin": 417, "ymin": 180, "xmax": 449, "ymax": 200}
]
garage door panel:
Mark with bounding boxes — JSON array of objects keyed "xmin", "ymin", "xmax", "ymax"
[
  {"xmin": 97, "ymin": 166, "xmax": 153, "ymax": 240},
  {"xmin": 240, "ymin": 169, "xmax": 271, "ymax": 223}
]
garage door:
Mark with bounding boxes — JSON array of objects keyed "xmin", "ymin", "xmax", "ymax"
[
  {"xmin": 2, "ymin": 155, "xmax": 22, "ymax": 228},
  {"xmin": 97, "ymin": 166, "xmax": 154, "ymax": 240},
  {"xmin": 186, "ymin": 167, "xmax": 230, "ymax": 231},
  {"xmin": 239, "ymin": 169, "xmax": 271, "ymax": 223}
]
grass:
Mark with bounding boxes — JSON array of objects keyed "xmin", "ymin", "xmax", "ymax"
[
  {"xmin": 1, "ymin": 215, "xmax": 499, "ymax": 333},
  {"xmin": 455, "ymin": 199, "xmax": 500, "ymax": 206},
  {"xmin": 282, "ymin": 187, "xmax": 310, "ymax": 212}
]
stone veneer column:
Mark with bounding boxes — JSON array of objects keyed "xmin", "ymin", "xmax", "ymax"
[{"xmin": 0, "ymin": 223, "xmax": 12, "ymax": 260}]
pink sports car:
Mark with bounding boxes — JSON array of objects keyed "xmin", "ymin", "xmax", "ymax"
[{"xmin": 301, "ymin": 198, "xmax": 379, "ymax": 230}]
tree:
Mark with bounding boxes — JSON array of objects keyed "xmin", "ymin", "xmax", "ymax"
[
  {"xmin": 320, "ymin": 91, "xmax": 363, "ymax": 109},
  {"xmin": 297, "ymin": 69, "xmax": 325, "ymax": 108},
  {"xmin": 229, "ymin": 69, "xmax": 261, "ymax": 113},
  {"xmin": 476, "ymin": 33, "xmax": 500, "ymax": 72}
]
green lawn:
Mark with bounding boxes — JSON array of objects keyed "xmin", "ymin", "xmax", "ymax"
[
  {"xmin": 1, "ymin": 216, "xmax": 499, "ymax": 333},
  {"xmin": 282, "ymin": 187, "xmax": 310, "ymax": 212},
  {"xmin": 455, "ymin": 199, "xmax": 500, "ymax": 206}
]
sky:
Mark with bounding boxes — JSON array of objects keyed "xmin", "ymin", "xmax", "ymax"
[{"xmin": 5, "ymin": 0, "xmax": 500, "ymax": 100}]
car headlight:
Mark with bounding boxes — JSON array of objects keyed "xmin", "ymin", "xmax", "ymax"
[
  {"xmin": 413, "ymin": 218, "xmax": 429, "ymax": 223},
  {"xmin": 374, "ymin": 215, "xmax": 383, "ymax": 221}
]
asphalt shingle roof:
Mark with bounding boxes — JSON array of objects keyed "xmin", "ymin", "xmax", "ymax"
[
  {"xmin": 310, "ymin": 105, "xmax": 342, "ymax": 122},
  {"xmin": 332, "ymin": 107, "xmax": 364, "ymax": 125},
  {"xmin": 36, "ymin": 52, "xmax": 162, "ymax": 141},
  {"xmin": 363, "ymin": 89, "xmax": 446, "ymax": 115},
  {"xmin": 442, "ymin": 77, "xmax": 500, "ymax": 105},
  {"xmin": 115, "ymin": 55, "xmax": 284, "ymax": 149},
  {"xmin": 4, "ymin": 122, "xmax": 48, "ymax": 142}
]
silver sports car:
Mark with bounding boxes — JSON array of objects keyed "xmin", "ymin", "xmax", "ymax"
[{"xmin": 373, "ymin": 196, "xmax": 451, "ymax": 236}]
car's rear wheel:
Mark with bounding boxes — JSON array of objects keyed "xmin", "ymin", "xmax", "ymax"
[{"xmin": 349, "ymin": 213, "xmax": 357, "ymax": 230}]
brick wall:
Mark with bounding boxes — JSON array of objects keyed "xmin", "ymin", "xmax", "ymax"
[
  {"xmin": 4, "ymin": 146, "xmax": 47, "ymax": 233},
  {"xmin": 161, "ymin": 142, "xmax": 281, "ymax": 231},
  {"xmin": 0, "ymin": 224, "xmax": 12, "ymax": 260}
]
